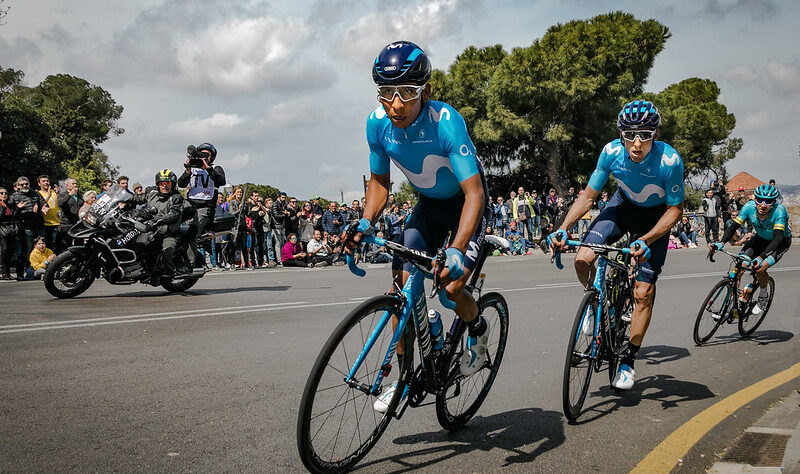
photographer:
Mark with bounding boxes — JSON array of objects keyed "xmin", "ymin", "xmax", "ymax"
[{"xmin": 177, "ymin": 143, "xmax": 226, "ymax": 265}]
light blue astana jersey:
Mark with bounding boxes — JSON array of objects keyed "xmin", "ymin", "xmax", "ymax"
[
  {"xmin": 734, "ymin": 201, "xmax": 792, "ymax": 239},
  {"xmin": 588, "ymin": 139, "xmax": 685, "ymax": 207},
  {"xmin": 367, "ymin": 101, "xmax": 482, "ymax": 199}
]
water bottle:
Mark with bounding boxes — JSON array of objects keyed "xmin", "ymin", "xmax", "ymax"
[
  {"xmin": 739, "ymin": 282, "xmax": 754, "ymax": 303},
  {"xmin": 427, "ymin": 310, "xmax": 444, "ymax": 351}
]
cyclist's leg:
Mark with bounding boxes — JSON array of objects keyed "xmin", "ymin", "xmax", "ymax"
[
  {"xmin": 627, "ymin": 221, "xmax": 668, "ymax": 347},
  {"xmin": 755, "ymin": 236, "xmax": 790, "ymax": 288},
  {"xmin": 577, "ymin": 191, "xmax": 625, "ymax": 288}
]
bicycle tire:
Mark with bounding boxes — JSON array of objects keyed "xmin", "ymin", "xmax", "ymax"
[
  {"xmin": 606, "ymin": 277, "xmax": 632, "ymax": 387},
  {"xmin": 297, "ymin": 295, "xmax": 411, "ymax": 473},
  {"xmin": 435, "ymin": 292, "xmax": 509, "ymax": 430},
  {"xmin": 738, "ymin": 276, "xmax": 774, "ymax": 337},
  {"xmin": 562, "ymin": 291, "xmax": 598, "ymax": 422},
  {"xmin": 693, "ymin": 279, "xmax": 731, "ymax": 345}
]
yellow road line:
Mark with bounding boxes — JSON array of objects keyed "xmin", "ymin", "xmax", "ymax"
[{"xmin": 631, "ymin": 361, "xmax": 800, "ymax": 474}]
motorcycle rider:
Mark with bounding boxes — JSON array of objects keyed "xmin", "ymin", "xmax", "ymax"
[
  {"xmin": 177, "ymin": 143, "xmax": 226, "ymax": 265},
  {"xmin": 130, "ymin": 170, "xmax": 185, "ymax": 276}
]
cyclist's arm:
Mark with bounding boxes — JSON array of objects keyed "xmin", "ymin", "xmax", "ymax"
[
  {"xmin": 451, "ymin": 174, "xmax": 485, "ymax": 253},
  {"xmin": 761, "ymin": 229, "xmax": 785, "ymax": 258},
  {"xmin": 362, "ymin": 172, "xmax": 390, "ymax": 225},
  {"xmin": 640, "ymin": 202, "xmax": 683, "ymax": 245},
  {"xmin": 558, "ymin": 186, "xmax": 599, "ymax": 233}
]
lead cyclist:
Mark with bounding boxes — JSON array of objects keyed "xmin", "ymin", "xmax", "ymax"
[
  {"xmin": 344, "ymin": 41, "xmax": 493, "ymax": 412},
  {"xmin": 548, "ymin": 100, "xmax": 685, "ymax": 390}
]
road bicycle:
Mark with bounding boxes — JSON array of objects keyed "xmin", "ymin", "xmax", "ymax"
[
  {"xmin": 692, "ymin": 248, "xmax": 775, "ymax": 345},
  {"xmin": 297, "ymin": 233, "xmax": 510, "ymax": 473},
  {"xmin": 550, "ymin": 236, "xmax": 636, "ymax": 422}
]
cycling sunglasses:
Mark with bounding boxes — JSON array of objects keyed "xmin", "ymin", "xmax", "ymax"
[
  {"xmin": 377, "ymin": 84, "xmax": 425, "ymax": 103},
  {"xmin": 755, "ymin": 197, "xmax": 775, "ymax": 206},
  {"xmin": 621, "ymin": 129, "xmax": 656, "ymax": 142}
]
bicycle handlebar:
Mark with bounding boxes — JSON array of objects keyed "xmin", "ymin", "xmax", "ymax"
[
  {"xmin": 344, "ymin": 235, "xmax": 457, "ymax": 310},
  {"xmin": 550, "ymin": 236, "xmax": 632, "ymax": 269}
]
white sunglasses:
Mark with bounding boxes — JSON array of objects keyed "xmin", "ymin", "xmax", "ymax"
[{"xmin": 376, "ymin": 84, "xmax": 425, "ymax": 103}]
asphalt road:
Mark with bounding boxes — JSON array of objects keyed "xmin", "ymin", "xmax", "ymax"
[{"xmin": 2, "ymin": 245, "xmax": 799, "ymax": 472}]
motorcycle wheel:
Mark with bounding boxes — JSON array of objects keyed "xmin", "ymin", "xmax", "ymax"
[
  {"xmin": 44, "ymin": 250, "xmax": 97, "ymax": 298},
  {"xmin": 162, "ymin": 277, "xmax": 200, "ymax": 292}
]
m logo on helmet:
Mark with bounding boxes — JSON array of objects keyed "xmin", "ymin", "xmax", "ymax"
[{"xmin": 388, "ymin": 43, "xmax": 403, "ymax": 49}]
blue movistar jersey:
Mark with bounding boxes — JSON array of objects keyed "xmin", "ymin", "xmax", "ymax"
[
  {"xmin": 734, "ymin": 201, "xmax": 792, "ymax": 239},
  {"xmin": 588, "ymin": 139, "xmax": 685, "ymax": 207},
  {"xmin": 367, "ymin": 101, "xmax": 484, "ymax": 199}
]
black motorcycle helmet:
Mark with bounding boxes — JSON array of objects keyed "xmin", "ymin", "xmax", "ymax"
[
  {"xmin": 155, "ymin": 169, "xmax": 177, "ymax": 193},
  {"xmin": 196, "ymin": 143, "xmax": 217, "ymax": 163}
]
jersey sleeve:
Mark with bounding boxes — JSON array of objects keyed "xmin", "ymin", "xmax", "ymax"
[
  {"xmin": 366, "ymin": 109, "xmax": 390, "ymax": 176},
  {"xmin": 587, "ymin": 142, "xmax": 618, "ymax": 191},
  {"xmin": 661, "ymin": 147, "xmax": 685, "ymax": 206},
  {"xmin": 437, "ymin": 105, "xmax": 479, "ymax": 183},
  {"xmin": 735, "ymin": 201, "xmax": 755, "ymax": 225},
  {"xmin": 773, "ymin": 206, "xmax": 788, "ymax": 232}
]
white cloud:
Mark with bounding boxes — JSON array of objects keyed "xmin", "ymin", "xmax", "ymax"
[
  {"xmin": 738, "ymin": 111, "xmax": 769, "ymax": 132},
  {"xmin": 724, "ymin": 65, "xmax": 760, "ymax": 86},
  {"xmin": 226, "ymin": 153, "xmax": 253, "ymax": 171},
  {"xmin": 337, "ymin": 0, "xmax": 476, "ymax": 63},
  {"xmin": 168, "ymin": 113, "xmax": 245, "ymax": 137},
  {"xmin": 765, "ymin": 57, "xmax": 800, "ymax": 95}
]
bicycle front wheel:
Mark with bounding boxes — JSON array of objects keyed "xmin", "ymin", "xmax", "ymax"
[
  {"xmin": 297, "ymin": 295, "xmax": 411, "ymax": 473},
  {"xmin": 562, "ymin": 291, "xmax": 598, "ymax": 422},
  {"xmin": 436, "ymin": 292, "xmax": 509, "ymax": 430},
  {"xmin": 739, "ymin": 276, "xmax": 775, "ymax": 336},
  {"xmin": 693, "ymin": 279, "xmax": 732, "ymax": 345}
]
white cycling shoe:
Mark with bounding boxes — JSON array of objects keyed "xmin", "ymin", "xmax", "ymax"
[
  {"xmin": 460, "ymin": 320, "xmax": 490, "ymax": 376},
  {"xmin": 373, "ymin": 382, "xmax": 401, "ymax": 414},
  {"xmin": 751, "ymin": 289, "xmax": 770, "ymax": 315},
  {"xmin": 612, "ymin": 363, "xmax": 635, "ymax": 390},
  {"xmin": 581, "ymin": 311, "xmax": 594, "ymax": 336}
]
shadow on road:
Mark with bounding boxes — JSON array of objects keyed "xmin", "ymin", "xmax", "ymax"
[
  {"xmin": 573, "ymin": 373, "xmax": 715, "ymax": 425},
  {"xmin": 52, "ymin": 285, "xmax": 292, "ymax": 300},
  {"xmin": 357, "ymin": 407, "xmax": 565, "ymax": 472},
  {"xmin": 701, "ymin": 329, "xmax": 794, "ymax": 347},
  {"xmin": 638, "ymin": 344, "xmax": 692, "ymax": 366}
]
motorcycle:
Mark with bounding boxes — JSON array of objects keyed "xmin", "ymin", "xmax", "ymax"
[{"xmin": 43, "ymin": 186, "xmax": 230, "ymax": 298}]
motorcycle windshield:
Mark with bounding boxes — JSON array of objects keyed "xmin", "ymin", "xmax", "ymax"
[{"xmin": 91, "ymin": 185, "xmax": 132, "ymax": 216}]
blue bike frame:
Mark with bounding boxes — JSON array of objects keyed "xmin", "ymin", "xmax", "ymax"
[{"xmin": 344, "ymin": 236, "xmax": 456, "ymax": 396}]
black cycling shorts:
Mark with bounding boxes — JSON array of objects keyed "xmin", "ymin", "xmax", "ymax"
[
  {"xmin": 392, "ymin": 193, "xmax": 489, "ymax": 274},
  {"xmin": 582, "ymin": 190, "xmax": 670, "ymax": 284},
  {"xmin": 741, "ymin": 235, "xmax": 791, "ymax": 265}
]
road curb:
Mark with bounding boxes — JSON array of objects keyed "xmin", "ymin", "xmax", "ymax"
[{"xmin": 631, "ymin": 362, "xmax": 800, "ymax": 474}]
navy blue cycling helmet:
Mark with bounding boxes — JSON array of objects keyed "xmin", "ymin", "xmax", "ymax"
[
  {"xmin": 197, "ymin": 142, "xmax": 217, "ymax": 163},
  {"xmin": 617, "ymin": 100, "xmax": 661, "ymax": 130},
  {"xmin": 754, "ymin": 184, "xmax": 779, "ymax": 200},
  {"xmin": 372, "ymin": 41, "xmax": 431, "ymax": 85}
]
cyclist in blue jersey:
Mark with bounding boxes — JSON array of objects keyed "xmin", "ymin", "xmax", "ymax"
[
  {"xmin": 710, "ymin": 184, "xmax": 792, "ymax": 314},
  {"xmin": 345, "ymin": 41, "xmax": 492, "ymax": 412},
  {"xmin": 548, "ymin": 100, "xmax": 685, "ymax": 390}
]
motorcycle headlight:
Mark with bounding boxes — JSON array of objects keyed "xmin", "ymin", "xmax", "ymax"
[{"xmin": 85, "ymin": 212, "xmax": 98, "ymax": 225}]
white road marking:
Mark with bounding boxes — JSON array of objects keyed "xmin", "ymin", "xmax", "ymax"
[{"xmin": 3, "ymin": 266, "xmax": 798, "ymax": 335}]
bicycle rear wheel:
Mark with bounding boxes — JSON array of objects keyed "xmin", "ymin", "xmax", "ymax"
[
  {"xmin": 693, "ymin": 279, "xmax": 732, "ymax": 345},
  {"xmin": 297, "ymin": 295, "xmax": 411, "ymax": 473},
  {"xmin": 435, "ymin": 292, "xmax": 509, "ymax": 430},
  {"xmin": 739, "ymin": 276, "xmax": 774, "ymax": 336},
  {"xmin": 562, "ymin": 291, "xmax": 598, "ymax": 422}
]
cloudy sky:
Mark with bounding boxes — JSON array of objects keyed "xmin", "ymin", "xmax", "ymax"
[{"xmin": 2, "ymin": 0, "xmax": 798, "ymax": 201}]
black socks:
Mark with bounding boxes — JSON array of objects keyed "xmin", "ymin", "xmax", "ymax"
[
  {"xmin": 620, "ymin": 342, "xmax": 640, "ymax": 368},
  {"xmin": 467, "ymin": 316, "xmax": 487, "ymax": 337}
]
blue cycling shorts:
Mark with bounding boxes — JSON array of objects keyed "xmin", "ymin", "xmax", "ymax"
[
  {"xmin": 582, "ymin": 190, "xmax": 669, "ymax": 283},
  {"xmin": 392, "ymin": 193, "xmax": 489, "ymax": 274}
]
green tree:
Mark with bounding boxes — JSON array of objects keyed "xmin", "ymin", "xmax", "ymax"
[
  {"xmin": 646, "ymin": 78, "xmax": 739, "ymax": 179},
  {"xmin": 394, "ymin": 180, "xmax": 418, "ymax": 207}
]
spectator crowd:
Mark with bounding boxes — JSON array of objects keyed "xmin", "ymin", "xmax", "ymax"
[{"xmin": 0, "ymin": 172, "xmax": 783, "ymax": 281}]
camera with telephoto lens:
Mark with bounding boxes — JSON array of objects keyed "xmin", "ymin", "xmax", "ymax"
[{"xmin": 186, "ymin": 145, "xmax": 207, "ymax": 168}]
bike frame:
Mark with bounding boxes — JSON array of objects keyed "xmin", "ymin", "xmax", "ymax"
[{"xmin": 344, "ymin": 235, "xmax": 495, "ymax": 400}]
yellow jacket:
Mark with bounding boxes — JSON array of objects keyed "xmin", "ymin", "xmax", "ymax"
[
  {"xmin": 29, "ymin": 247, "xmax": 54, "ymax": 270},
  {"xmin": 39, "ymin": 189, "xmax": 60, "ymax": 227},
  {"xmin": 512, "ymin": 196, "xmax": 536, "ymax": 219}
]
